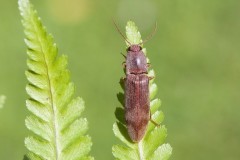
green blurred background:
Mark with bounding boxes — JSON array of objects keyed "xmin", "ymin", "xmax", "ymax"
[{"xmin": 0, "ymin": 0, "xmax": 240, "ymax": 159}]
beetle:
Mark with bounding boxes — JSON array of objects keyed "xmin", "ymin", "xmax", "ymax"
[
  {"xmin": 114, "ymin": 21, "xmax": 158, "ymax": 142},
  {"xmin": 124, "ymin": 44, "xmax": 150, "ymax": 142}
]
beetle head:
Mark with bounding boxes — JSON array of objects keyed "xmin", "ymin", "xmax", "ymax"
[{"xmin": 128, "ymin": 45, "xmax": 142, "ymax": 52}]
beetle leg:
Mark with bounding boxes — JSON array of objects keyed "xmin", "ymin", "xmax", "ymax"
[
  {"xmin": 150, "ymin": 112, "xmax": 160, "ymax": 127},
  {"xmin": 120, "ymin": 52, "xmax": 127, "ymax": 59},
  {"xmin": 147, "ymin": 63, "xmax": 151, "ymax": 68},
  {"xmin": 121, "ymin": 77, "xmax": 126, "ymax": 81},
  {"xmin": 148, "ymin": 76, "xmax": 155, "ymax": 80},
  {"xmin": 122, "ymin": 62, "xmax": 126, "ymax": 68},
  {"xmin": 120, "ymin": 77, "xmax": 126, "ymax": 84}
]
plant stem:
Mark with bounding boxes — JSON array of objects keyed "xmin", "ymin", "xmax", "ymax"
[{"xmin": 138, "ymin": 140, "xmax": 144, "ymax": 160}]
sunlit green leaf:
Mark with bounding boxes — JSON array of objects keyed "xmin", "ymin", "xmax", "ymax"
[{"xmin": 19, "ymin": 0, "xmax": 93, "ymax": 159}]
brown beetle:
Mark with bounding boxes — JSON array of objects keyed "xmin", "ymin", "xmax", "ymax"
[
  {"xmin": 124, "ymin": 45, "xmax": 150, "ymax": 142},
  {"xmin": 114, "ymin": 21, "xmax": 158, "ymax": 142}
]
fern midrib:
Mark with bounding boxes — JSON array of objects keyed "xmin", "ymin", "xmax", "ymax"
[
  {"xmin": 30, "ymin": 15, "xmax": 60, "ymax": 160},
  {"xmin": 138, "ymin": 140, "xmax": 144, "ymax": 160}
]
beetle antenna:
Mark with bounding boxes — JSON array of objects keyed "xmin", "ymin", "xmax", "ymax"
[
  {"xmin": 113, "ymin": 19, "xmax": 131, "ymax": 46},
  {"xmin": 139, "ymin": 22, "xmax": 157, "ymax": 45}
]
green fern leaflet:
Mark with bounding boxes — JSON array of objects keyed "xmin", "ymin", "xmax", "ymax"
[
  {"xmin": 112, "ymin": 21, "xmax": 172, "ymax": 160},
  {"xmin": 18, "ymin": 0, "xmax": 93, "ymax": 159}
]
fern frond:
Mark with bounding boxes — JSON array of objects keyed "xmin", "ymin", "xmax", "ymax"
[
  {"xmin": 113, "ymin": 21, "xmax": 172, "ymax": 160},
  {"xmin": 18, "ymin": 0, "xmax": 93, "ymax": 159},
  {"xmin": 0, "ymin": 95, "xmax": 6, "ymax": 108}
]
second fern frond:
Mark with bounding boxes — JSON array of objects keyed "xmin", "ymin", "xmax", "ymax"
[{"xmin": 19, "ymin": 0, "xmax": 93, "ymax": 159}]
